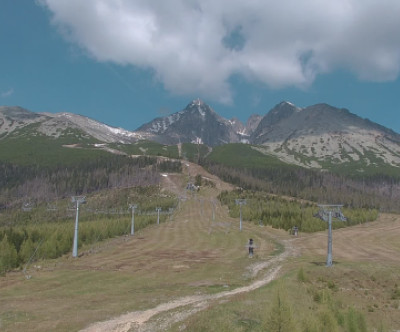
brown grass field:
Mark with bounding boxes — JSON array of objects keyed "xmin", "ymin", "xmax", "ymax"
[{"xmin": 1, "ymin": 162, "xmax": 399, "ymax": 331}]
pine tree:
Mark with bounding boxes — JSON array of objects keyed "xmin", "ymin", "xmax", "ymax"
[
  {"xmin": 0, "ymin": 235, "xmax": 18, "ymax": 274},
  {"xmin": 264, "ymin": 289, "xmax": 296, "ymax": 332},
  {"xmin": 19, "ymin": 238, "xmax": 35, "ymax": 263}
]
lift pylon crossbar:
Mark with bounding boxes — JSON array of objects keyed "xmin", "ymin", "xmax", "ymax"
[{"xmin": 315, "ymin": 204, "xmax": 346, "ymax": 267}]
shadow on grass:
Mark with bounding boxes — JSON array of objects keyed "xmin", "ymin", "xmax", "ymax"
[{"xmin": 311, "ymin": 261, "xmax": 340, "ymax": 266}]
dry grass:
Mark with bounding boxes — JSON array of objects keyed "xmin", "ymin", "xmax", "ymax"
[
  {"xmin": 164, "ymin": 213, "xmax": 400, "ymax": 332},
  {"xmin": 1, "ymin": 164, "xmax": 400, "ymax": 331},
  {"xmin": 292, "ymin": 213, "xmax": 400, "ymax": 264},
  {"xmin": 0, "ymin": 166, "xmax": 278, "ymax": 332}
]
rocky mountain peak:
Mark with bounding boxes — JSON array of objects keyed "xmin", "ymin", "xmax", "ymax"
[
  {"xmin": 0, "ymin": 106, "xmax": 46, "ymax": 120},
  {"xmin": 250, "ymin": 101, "xmax": 299, "ymax": 141},
  {"xmin": 136, "ymin": 99, "xmax": 243, "ymax": 146},
  {"xmin": 246, "ymin": 114, "xmax": 262, "ymax": 131},
  {"xmin": 188, "ymin": 98, "xmax": 205, "ymax": 107},
  {"xmin": 269, "ymin": 101, "xmax": 299, "ymax": 117},
  {"xmin": 183, "ymin": 99, "xmax": 217, "ymax": 119}
]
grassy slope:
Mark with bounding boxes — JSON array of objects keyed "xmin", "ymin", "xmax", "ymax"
[
  {"xmin": 168, "ymin": 214, "xmax": 400, "ymax": 332},
  {"xmin": 2, "ymin": 124, "xmax": 398, "ymax": 179},
  {"xmin": 0, "ymin": 125, "xmax": 108, "ymax": 166},
  {"xmin": 0, "ymin": 166, "xmax": 399, "ymax": 331},
  {"xmin": 181, "ymin": 143, "xmax": 209, "ymax": 162},
  {"xmin": 207, "ymin": 143, "xmax": 294, "ymax": 170},
  {"xmin": 0, "ymin": 185, "xmax": 278, "ymax": 331},
  {"xmin": 110, "ymin": 142, "xmax": 209, "ymax": 162},
  {"xmin": 1, "ymin": 131, "xmax": 399, "ymax": 331},
  {"xmin": 171, "ymin": 260, "xmax": 400, "ymax": 332},
  {"xmin": 110, "ymin": 141, "xmax": 179, "ymax": 159},
  {"xmin": 207, "ymin": 143, "xmax": 400, "ymax": 179}
]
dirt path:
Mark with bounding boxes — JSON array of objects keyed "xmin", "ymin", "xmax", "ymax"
[
  {"xmin": 78, "ymin": 210, "xmax": 400, "ymax": 332},
  {"xmin": 80, "ymin": 239, "xmax": 293, "ymax": 332},
  {"xmin": 80, "ymin": 161, "xmax": 295, "ymax": 332}
]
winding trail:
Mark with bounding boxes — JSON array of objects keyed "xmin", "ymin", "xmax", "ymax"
[
  {"xmin": 81, "ymin": 239, "xmax": 294, "ymax": 332},
  {"xmin": 80, "ymin": 162, "xmax": 295, "ymax": 332}
]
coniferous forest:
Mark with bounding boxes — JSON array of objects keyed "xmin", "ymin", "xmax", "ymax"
[
  {"xmin": 204, "ymin": 158, "xmax": 400, "ymax": 213},
  {"xmin": 0, "ymin": 155, "xmax": 181, "ymax": 209},
  {"xmin": 1, "ymin": 141, "xmax": 398, "ymax": 275}
]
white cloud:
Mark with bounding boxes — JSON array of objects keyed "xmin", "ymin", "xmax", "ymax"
[
  {"xmin": 1, "ymin": 88, "xmax": 14, "ymax": 98},
  {"xmin": 39, "ymin": 0, "xmax": 400, "ymax": 103}
]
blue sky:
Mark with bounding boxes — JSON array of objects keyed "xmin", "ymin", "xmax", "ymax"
[{"xmin": 1, "ymin": 0, "xmax": 400, "ymax": 133}]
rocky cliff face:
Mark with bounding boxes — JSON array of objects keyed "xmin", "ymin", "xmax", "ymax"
[{"xmin": 136, "ymin": 99, "xmax": 244, "ymax": 146}]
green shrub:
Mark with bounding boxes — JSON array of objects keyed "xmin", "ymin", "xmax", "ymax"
[
  {"xmin": 0, "ymin": 235, "xmax": 18, "ymax": 274},
  {"xmin": 297, "ymin": 267, "xmax": 308, "ymax": 283},
  {"xmin": 264, "ymin": 288, "xmax": 296, "ymax": 332},
  {"xmin": 346, "ymin": 307, "xmax": 367, "ymax": 332}
]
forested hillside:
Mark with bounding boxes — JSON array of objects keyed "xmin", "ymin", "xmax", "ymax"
[
  {"xmin": 204, "ymin": 144, "xmax": 400, "ymax": 212},
  {"xmin": 219, "ymin": 189, "xmax": 379, "ymax": 232},
  {"xmin": 0, "ymin": 185, "xmax": 179, "ymax": 273},
  {"xmin": 0, "ymin": 155, "xmax": 181, "ymax": 210}
]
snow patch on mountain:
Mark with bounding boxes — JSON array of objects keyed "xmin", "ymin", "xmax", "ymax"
[
  {"xmin": 283, "ymin": 101, "xmax": 303, "ymax": 112},
  {"xmin": 198, "ymin": 107, "xmax": 206, "ymax": 118},
  {"xmin": 148, "ymin": 112, "xmax": 183, "ymax": 134}
]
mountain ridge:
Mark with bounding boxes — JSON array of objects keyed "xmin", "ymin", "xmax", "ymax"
[
  {"xmin": 1, "ymin": 100, "xmax": 400, "ymax": 172},
  {"xmin": 0, "ymin": 106, "xmax": 142, "ymax": 143}
]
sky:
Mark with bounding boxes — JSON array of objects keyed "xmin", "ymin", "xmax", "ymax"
[{"xmin": 1, "ymin": 0, "xmax": 400, "ymax": 133}]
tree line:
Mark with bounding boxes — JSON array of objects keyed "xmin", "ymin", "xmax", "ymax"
[
  {"xmin": 207, "ymin": 162, "xmax": 400, "ymax": 212},
  {"xmin": 0, "ymin": 155, "xmax": 182, "ymax": 209},
  {"xmin": 219, "ymin": 190, "xmax": 379, "ymax": 233},
  {"xmin": 0, "ymin": 214, "xmax": 170, "ymax": 275},
  {"xmin": 0, "ymin": 185, "xmax": 178, "ymax": 274}
]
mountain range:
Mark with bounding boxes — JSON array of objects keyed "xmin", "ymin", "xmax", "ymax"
[{"xmin": 1, "ymin": 100, "xmax": 400, "ymax": 172}]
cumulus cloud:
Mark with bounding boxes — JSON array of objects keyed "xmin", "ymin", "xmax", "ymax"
[
  {"xmin": 1, "ymin": 88, "xmax": 14, "ymax": 98},
  {"xmin": 39, "ymin": 0, "xmax": 400, "ymax": 103}
]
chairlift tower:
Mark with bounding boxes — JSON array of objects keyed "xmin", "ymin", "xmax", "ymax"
[
  {"xmin": 235, "ymin": 199, "xmax": 247, "ymax": 231},
  {"xmin": 212, "ymin": 199, "xmax": 216, "ymax": 221},
  {"xmin": 315, "ymin": 204, "xmax": 346, "ymax": 267},
  {"xmin": 72, "ymin": 196, "xmax": 86, "ymax": 258},
  {"xmin": 129, "ymin": 204, "xmax": 138, "ymax": 235},
  {"xmin": 156, "ymin": 207, "xmax": 161, "ymax": 225}
]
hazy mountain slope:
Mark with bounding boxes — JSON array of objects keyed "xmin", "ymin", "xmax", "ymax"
[
  {"xmin": 38, "ymin": 113, "xmax": 142, "ymax": 143},
  {"xmin": 0, "ymin": 106, "xmax": 50, "ymax": 138},
  {"xmin": 0, "ymin": 106, "xmax": 142, "ymax": 144},
  {"xmin": 251, "ymin": 102, "xmax": 400, "ymax": 170},
  {"xmin": 2, "ymin": 101, "xmax": 400, "ymax": 174},
  {"xmin": 246, "ymin": 114, "xmax": 263, "ymax": 134}
]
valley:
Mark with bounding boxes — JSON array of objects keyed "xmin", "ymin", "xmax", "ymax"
[
  {"xmin": 1, "ymin": 101, "xmax": 400, "ymax": 331},
  {"xmin": 1, "ymin": 162, "xmax": 399, "ymax": 331},
  {"xmin": 3, "ymin": 1, "xmax": 400, "ymax": 330}
]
